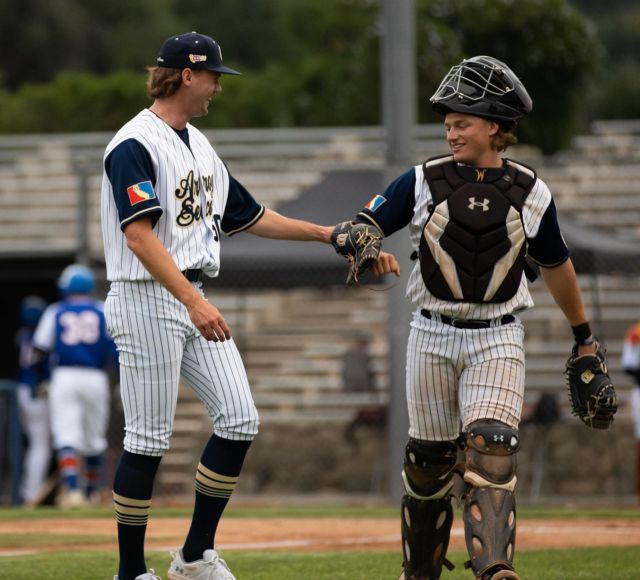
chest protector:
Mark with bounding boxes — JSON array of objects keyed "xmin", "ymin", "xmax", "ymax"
[{"xmin": 419, "ymin": 155, "xmax": 536, "ymax": 303}]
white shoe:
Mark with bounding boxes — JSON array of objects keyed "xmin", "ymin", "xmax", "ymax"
[
  {"xmin": 113, "ymin": 569, "xmax": 161, "ymax": 580},
  {"xmin": 168, "ymin": 549, "xmax": 236, "ymax": 580},
  {"xmin": 58, "ymin": 489, "xmax": 87, "ymax": 508}
]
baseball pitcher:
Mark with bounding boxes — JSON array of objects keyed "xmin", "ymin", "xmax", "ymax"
[{"xmin": 102, "ymin": 31, "xmax": 398, "ymax": 580}]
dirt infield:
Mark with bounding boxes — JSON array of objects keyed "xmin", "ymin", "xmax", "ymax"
[{"xmin": 1, "ymin": 517, "xmax": 640, "ymax": 555}]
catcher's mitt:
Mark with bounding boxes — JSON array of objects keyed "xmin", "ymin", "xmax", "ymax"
[
  {"xmin": 331, "ymin": 221, "xmax": 382, "ymax": 286},
  {"xmin": 565, "ymin": 343, "xmax": 617, "ymax": 429}
]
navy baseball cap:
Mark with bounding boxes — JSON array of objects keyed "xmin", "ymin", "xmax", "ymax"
[{"xmin": 156, "ymin": 32, "xmax": 241, "ymax": 75}]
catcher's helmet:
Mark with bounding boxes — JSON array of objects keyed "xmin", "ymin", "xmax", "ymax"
[
  {"xmin": 20, "ymin": 295, "xmax": 47, "ymax": 327},
  {"xmin": 58, "ymin": 264, "xmax": 95, "ymax": 296},
  {"xmin": 430, "ymin": 55, "xmax": 532, "ymax": 124}
]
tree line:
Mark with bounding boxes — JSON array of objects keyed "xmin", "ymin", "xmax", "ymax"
[{"xmin": 0, "ymin": 0, "xmax": 638, "ymax": 153}]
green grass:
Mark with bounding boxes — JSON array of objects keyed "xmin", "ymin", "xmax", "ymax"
[
  {"xmin": 0, "ymin": 547, "xmax": 639, "ymax": 579},
  {"xmin": 1, "ymin": 505, "xmax": 638, "ymax": 578},
  {"xmin": 0, "ymin": 532, "xmax": 111, "ymax": 548},
  {"xmin": 0, "ymin": 503, "xmax": 638, "ymax": 520}
]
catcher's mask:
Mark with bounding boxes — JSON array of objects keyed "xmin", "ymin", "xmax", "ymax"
[{"xmin": 430, "ymin": 56, "xmax": 532, "ymax": 129}]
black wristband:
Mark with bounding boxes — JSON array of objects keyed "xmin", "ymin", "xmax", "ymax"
[{"xmin": 572, "ymin": 322, "xmax": 592, "ymax": 345}]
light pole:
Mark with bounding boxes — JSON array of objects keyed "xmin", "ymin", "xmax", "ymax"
[{"xmin": 380, "ymin": 0, "xmax": 416, "ymax": 501}]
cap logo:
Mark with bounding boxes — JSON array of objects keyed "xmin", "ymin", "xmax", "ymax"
[{"xmin": 189, "ymin": 54, "xmax": 207, "ymax": 64}]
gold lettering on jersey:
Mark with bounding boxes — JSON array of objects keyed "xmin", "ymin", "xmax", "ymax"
[
  {"xmin": 202, "ymin": 174, "xmax": 214, "ymax": 218},
  {"xmin": 474, "ymin": 169, "xmax": 486, "ymax": 182},
  {"xmin": 174, "ymin": 171, "xmax": 216, "ymax": 227},
  {"xmin": 175, "ymin": 170, "xmax": 203, "ymax": 227}
]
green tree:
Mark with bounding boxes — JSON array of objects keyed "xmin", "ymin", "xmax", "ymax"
[
  {"xmin": 0, "ymin": 0, "xmax": 178, "ymax": 89},
  {"xmin": 0, "ymin": 0, "xmax": 603, "ymax": 154},
  {"xmin": 419, "ymin": 0, "xmax": 601, "ymax": 153},
  {"xmin": 185, "ymin": 0, "xmax": 381, "ymax": 128},
  {"xmin": 0, "ymin": 72, "xmax": 148, "ymax": 133}
]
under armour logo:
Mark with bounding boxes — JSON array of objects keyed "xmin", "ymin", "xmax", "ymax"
[
  {"xmin": 493, "ymin": 434, "xmax": 504, "ymax": 442},
  {"xmin": 468, "ymin": 197, "xmax": 490, "ymax": 211}
]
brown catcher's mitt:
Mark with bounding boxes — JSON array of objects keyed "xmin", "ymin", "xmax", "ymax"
[
  {"xmin": 331, "ymin": 221, "xmax": 382, "ymax": 286},
  {"xmin": 565, "ymin": 342, "xmax": 618, "ymax": 429}
]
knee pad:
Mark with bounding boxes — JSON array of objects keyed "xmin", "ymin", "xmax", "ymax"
[
  {"xmin": 464, "ymin": 420, "xmax": 519, "ymax": 492},
  {"xmin": 402, "ymin": 438, "xmax": 458, "ymax": 500}
]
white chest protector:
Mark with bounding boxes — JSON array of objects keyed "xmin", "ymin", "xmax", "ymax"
[{"xmin": 418, "ymin": 155, "xmax": 536, "ymax": 304}]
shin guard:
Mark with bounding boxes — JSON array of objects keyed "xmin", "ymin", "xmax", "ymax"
[
  {"xmin": 401, "ymin": 494, "xmax": 454, "ymax": 579},
  {"xmin": 463, "ymin": 487, "xmax": 516, "ymax": 579}
]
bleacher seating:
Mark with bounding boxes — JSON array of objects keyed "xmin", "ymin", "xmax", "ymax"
[
  {"xmin": 0, "ymin": 125, "xmax": 452, "ymax": 255},
  {"xmin": 2, "ymin": 121, "xmax": 639, "ymax": 495}
]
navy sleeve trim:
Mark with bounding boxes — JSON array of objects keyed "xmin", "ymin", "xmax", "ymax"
[
  {"xmin": 357, "ymin": 168, "xmax": 415, "ymax": 236},
  {"xmin": 529, "ymin": 255, "xmax": 570, "ymax": 268},
  {"xmin": 105, "ymin": 138, "xmax": 161, "ymax": 230},
  {"xmin": 121, "ymin": 206, "xmax": 164, "ymax": 229},
  {"xmin": 356, "ymin": 212, "xmax": 385, "ymax": 235},
  {"xmin": 221, "ymin": 173, "xmax": 264, "ymax": 234},
  {"xmin": 526, "ymin": 198, "xmax": 569, "ymax": 266},
  {"xmin": 225, "ymin": 205, "xmax": 266, "ymax": 236}
]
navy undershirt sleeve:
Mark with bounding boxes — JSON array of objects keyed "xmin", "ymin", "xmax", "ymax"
[
  {"xmin": 105, "ymin": 139, "xmax": 162, "ymax": 230},
  {"xmin": 221, "ymin": 173, "xmax": 265, "ymax": 235},
  {"xmin": 355, "ymin": 168, "xmax": 416, "ymax": 236},
  {"xmin": 527, "ymin": 198, "xmax": 570, "ymax": 267}
]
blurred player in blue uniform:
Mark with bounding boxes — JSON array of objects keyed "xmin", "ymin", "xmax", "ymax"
[
  {"xmin": 33, "ymin": 264, "xmax": 118, "ymax": 507},
  {"xmin": 15, "ymin": 296, "xmax": 51, "ymax": 507}
]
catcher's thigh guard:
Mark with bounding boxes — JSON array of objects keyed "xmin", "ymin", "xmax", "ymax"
[
  {"xmin": 400, "ymin": 439, "xmax": 458, "ymax": 579},
  {"xmin": 463, "ymin": 421, "xmax": 519, "ymax": 579}
]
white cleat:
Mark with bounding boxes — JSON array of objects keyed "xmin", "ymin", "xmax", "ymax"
[
  {"xmin": 58, "ymin": 489, "xmax": 87, "ymax": 509},
  {"xmin": 168, "ymin": 549, "xmax": 236, "ymax": 580}
]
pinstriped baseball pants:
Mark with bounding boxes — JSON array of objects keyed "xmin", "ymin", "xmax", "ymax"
[
  {"xmin": 406, "ymin": 310, "xmax": 525, "ymax": 441},
  {"xmin": 105, "ymin": 280, "xmax": 259, "ymax": 456}
]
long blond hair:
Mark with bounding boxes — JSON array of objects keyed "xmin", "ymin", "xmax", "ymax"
[
  {"xmin": 146, "ymin": 67, "xmax": 183, "ymax": 99},
  {"xmin": 492, "ymin": 125, "xmax": 518, "ymax": 153}
]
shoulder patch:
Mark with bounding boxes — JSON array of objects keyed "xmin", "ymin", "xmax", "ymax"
[
  {"xmin": 126, "ymin": 181, "xmax": 156, "ymax": 206},
  {"xmin": 364, "ymin": 194, "xmax": 387, "ymax": 212}
]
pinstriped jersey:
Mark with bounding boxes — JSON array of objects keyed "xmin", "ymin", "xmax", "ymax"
[
  {"xmin": 358, "ymin": 158, "xmax": 569, "ymax": 320},
  {"xmin": 101, "ymin": 109, "xmax": 264, "ymax": 281}
]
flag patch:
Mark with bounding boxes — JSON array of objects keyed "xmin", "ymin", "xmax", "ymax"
[
  {"xmin": 127, "ymin": 181, "xmax": 156, "ymax": 206},
  {"xmin": 365, "ymin": 194, "xmax": 386, "ymax": 211}
]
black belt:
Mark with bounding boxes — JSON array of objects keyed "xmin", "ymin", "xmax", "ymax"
[
  {"xmin": 420, "ymin": 309, "xmax": 514, "ymax": 329},
  {"xmin": 183, "ymin": 269, "xmax": 203, "ymax": 283}
]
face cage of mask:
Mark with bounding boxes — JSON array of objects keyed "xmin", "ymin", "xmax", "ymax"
[{"xmin": 429, "ymin": 61, "xmax": 515, "ymax": 105}]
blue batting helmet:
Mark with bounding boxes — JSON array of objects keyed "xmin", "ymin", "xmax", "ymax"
[
  {"xmin": 20, "ymin": 295, "xmax": 47, "ymax": 327},
  {"xmin": 58, "ymin": 264, "xmax": 95, "ymax": 296}
]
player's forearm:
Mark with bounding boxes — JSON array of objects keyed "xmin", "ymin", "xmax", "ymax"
[
  {"xmin": 247, "ymin": 208, "xmax": 332, "ymax": 242},
  {"xmin": 539, "ymin": 259, "xmax": 589, "ymax": 326}
]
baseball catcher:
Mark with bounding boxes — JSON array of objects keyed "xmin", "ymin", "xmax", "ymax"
[
  {"xmin": 566, "ymin": 331, "xmax": 618, "ymax": 429},
  {"xmin": 331, "ymin": 221, "xmax": 383, "ymax": 285}
]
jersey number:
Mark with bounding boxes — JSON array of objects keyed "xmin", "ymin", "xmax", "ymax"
[
  {"xmin": 213, "ymin": 214, "xmax": 222, "ymax": 242},
  {"xmin": 59, "ymin": 311, "xmax": 100, "ymax": 345}
]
